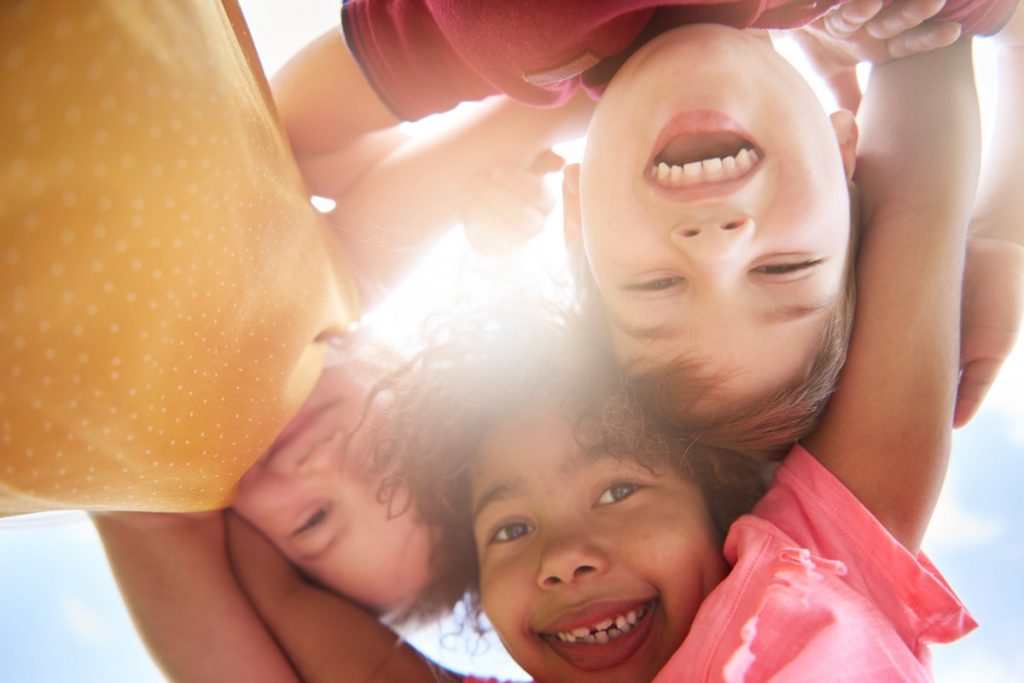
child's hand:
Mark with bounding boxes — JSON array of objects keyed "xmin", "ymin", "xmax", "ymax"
[
  {"xmin": 794, "ymin": 0, "xmax": 962, "ymax": 111},
  {"xmin": 956, "ymin": 235, "xmax": 1024, "ymax": 427},
  {"xmin": 461, "ymin": 149, "xmax": 564, "ymax": 256}
]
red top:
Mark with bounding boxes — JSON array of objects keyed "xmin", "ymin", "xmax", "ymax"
[{"xmin": 342, "ymin": 0, "xmax": 1017, "ymax": 120}]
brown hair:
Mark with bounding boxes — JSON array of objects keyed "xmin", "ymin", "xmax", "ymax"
[
  {"xmin": 575, "ymin": 182, "xmax": 861, "ymax": 458},
  {"xmin": 365, "ymin": 297, "xmax": 767, "ymax": 626}
]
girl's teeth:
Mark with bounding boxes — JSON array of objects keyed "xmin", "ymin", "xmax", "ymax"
[
  {"xmin": 554, "ymin": 605, "xmax": 648, "ymax": 644},
  {"xmin": 650, "ymin": 148, "xmax": 759, "ymax": 188}
]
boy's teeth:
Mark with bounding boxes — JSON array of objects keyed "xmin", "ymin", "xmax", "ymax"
[
  {"xmin": 650, "ymin": 148, "xmax": 759, "ymax": 188},
  {"xmin": 553, "ymin": 604, "xmax": 649, "ymax": 645}
]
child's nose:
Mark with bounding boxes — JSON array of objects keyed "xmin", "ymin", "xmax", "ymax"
[
  {"xmin": 670, "ymin": 215, "xmax": 754, "ymax": 260},
  {"xmin": 537, "ymin": 539, "xmax": 609, "ymax": 589}
]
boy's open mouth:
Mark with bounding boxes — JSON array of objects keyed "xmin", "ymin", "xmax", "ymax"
[
  {"xmin": 646, "ymin": 111, "xmax": 762, "ymax": 191},
  {"xmin": 651, "ymin": 131, "xmax": 759, "ymax": 188},
  {"xmin": 538, "ymin": 599, "xmax": 656, "ymax": 672}
]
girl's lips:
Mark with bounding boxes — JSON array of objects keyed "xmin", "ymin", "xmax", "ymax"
[
  {"xmin": 538, "ymin": 599, "xmax": 657, "ymax": 672},
  {"xmin": 644, "ymin": 110, "xmax": 762, "ymax": 202}
]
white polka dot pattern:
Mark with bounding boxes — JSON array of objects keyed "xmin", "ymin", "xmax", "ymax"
[{"xmin": 1, "ymin": 0, "xmax": 360, "ymax": 514}]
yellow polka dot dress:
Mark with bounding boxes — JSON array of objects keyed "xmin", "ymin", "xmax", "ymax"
[{"xmin": 0, "ymin": 0, "xmax": 360, "ymax": 514}]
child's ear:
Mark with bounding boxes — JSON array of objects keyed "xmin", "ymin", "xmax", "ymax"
[
  {"xmin": 830, "ymin": 110, "xmax": 859, "ymax": 182},
  {"xmin": 562, "ymin": 163, "xmax": 583, "ymax": 246}
]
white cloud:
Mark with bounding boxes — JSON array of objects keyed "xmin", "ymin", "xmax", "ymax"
[
  {"xmin": 61, "ymin": 595, "xmax": 116, "ymax": 644},
  {"xmin": 923, "ymin": 478, "xmax": 1006, "ymax": 553},
  {"xmin": 933, "ymin": 643, "xmax": 1024, "ymax": 683},
  {"xmin": 979, "ymin": 335, "xmax": 1024, "ymax": 445}
]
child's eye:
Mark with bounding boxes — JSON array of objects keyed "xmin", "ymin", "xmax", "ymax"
[
  {"xmin": 630, "ymin": 276, "xmax": 682, "ymax": 292},
  {"xmin": 491, "ymin": 522, "xmax": 533, "ymax": 544},
  {"xmin": 294, "ymin": 504, "xmax": 331, "ymax": 535},
  {"xmin": 753, "ymin": 259, "xmax": 822, "ymax": 276},
  {"xmin": 596, "ymin": 482, "xmax": 641, "ymax": 506}
]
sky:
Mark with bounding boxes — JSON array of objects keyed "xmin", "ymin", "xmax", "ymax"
[{"xmin": 0, "ymin": 2, "xmax": 1020, "ymax": 681}]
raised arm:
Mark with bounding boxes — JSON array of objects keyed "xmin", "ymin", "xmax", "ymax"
[
  {"xmin": 955, "ymin": 9, "xmax": 1024, "ymax": 425},
  {"xmin": 91, "ymin": 512, "xmax": 299, "ymax": 682},
  {"xmin": 223, "ymin": 511, "xmax": 457, "ymax": 683},
  {"xmin": 272, "ymin": 27, "xmax": 593, "ymax": 307},
  {"xmin": 803, "ymin": 38, "xmax": 981, "ymax": 551},
  {"xmin": 327, "ymin": 91, "xmax": 593, "ymax": 308},
  {"xmin": 271, "ymin": 27, "xmax": 410, "ymax": 200}
]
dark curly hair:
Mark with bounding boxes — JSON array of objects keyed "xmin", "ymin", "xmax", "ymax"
[{"xmin": 365, "ymin": 296, "xmax": 767, "ymax": 627}]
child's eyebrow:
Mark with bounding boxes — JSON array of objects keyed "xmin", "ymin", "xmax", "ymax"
[
  {"xmin": 471, "ymin": 477, "xmax": 525, "ymax": 523},
  {"xmin": 615, "ymin": 319, "xmax": 684, "ymax": 341},
  {"xmin": 759, "ymin": 296, "xmax": 835, "ymax": 325}
]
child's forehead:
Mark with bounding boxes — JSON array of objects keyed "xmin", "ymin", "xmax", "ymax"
[{"xmin": 472, "ymin": 421, "xmax": 663, "ymax": 495}]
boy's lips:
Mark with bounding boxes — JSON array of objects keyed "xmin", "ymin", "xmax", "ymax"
[
  {"xmin": 537, "ymin": 599, "xmax": 656, "ymax": 672},
  {"xmin": 645, "ymin": 110, "xmax": 762, "ymax": 201}
]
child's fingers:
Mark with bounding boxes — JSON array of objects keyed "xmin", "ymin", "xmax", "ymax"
[
  {"xmin": 462, "ymin": 186, "xmax": 548, "ymax": 256},
  {"xmin": 529, "ymin": 148, "xmax": 566, "ymax": 175},
  {"xmin": 886, "ymin": 21, "xmax": 961, "ymax": 57},
  {"xmin": 497, "ymin": 165, "xmax": 559, "ymax": 215},
  {"xmin": 824, "ymin": 0, "xmax": 885, "ymax": 36},
  {"xmin": 865, "ymin": 0, "xmax": 947, "ymax": 39},
  {"xmin": 953, "ymin": 358, "xmax": 1003, "ymax": 427},
  {"xmin": 826, "ymin": 69, "xmax": 863, "ymax": 112}
]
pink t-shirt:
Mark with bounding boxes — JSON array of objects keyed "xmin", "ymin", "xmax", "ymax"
[
  {"xmin": 654, "ymin": 445, "xmax": 976, "ymax": 681},
  {"xmin": 341, "ymin": 0, "xmax": 1018, "ymax": 121},
  {"xmin": 466, "ymin": 446, "xmax": 974, "ymax": 682}
]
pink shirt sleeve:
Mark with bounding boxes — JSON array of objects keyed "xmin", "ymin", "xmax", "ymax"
[{"xmin": 657, "ymin": 446, "xmax": 975, "ymax": 682}]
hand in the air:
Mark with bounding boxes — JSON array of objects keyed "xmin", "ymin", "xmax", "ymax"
[
  {"xmin": 956, "ymin": 235, "xmax": 1024, "ymax": 427},
  {"xmin": 794, "ymin": 0, "xmax": 963, "ymax": 111},
  {"xmin": 461, "ymin": 148, "xmax": 564, "ymax": 257}
]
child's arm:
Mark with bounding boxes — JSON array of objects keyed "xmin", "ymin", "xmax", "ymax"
[
  {"xmin": 270, "ymin": 28, "xmax": 404, "ymax": 200},
  {"xmin": 90, "ymin": 511, "xmax": 300, "ymax": 682},
  {"xmin": 328, "ymin": 91, "xmax": 592, "ymax": 307},
  {"xmin": 956, "ymin": 12, "xmax": 1024, "ymax": 425},
  {"xmin": 223, "ymin": 511, "xmax": 459, "ymax": 683},
  {"xmin": 802, "ymin": 37, "xmax": 980, "ymax": 551}
]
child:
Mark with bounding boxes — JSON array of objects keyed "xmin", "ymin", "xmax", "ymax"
[
  {"xmin": 276, "ymin": 0, "xmax": 1017, "ymax": 458},
  {"xmin": 91, "ymin": 333, "xmax": 464, "ymax": 681},
  {"xmin": 219, "ymin": 33, "xmax": 988, "ymax": 682}
]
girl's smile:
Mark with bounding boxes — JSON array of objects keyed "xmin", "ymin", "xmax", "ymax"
[{"xmin": 470, "ymin": 400, "xmax": 727, "ymax": 682}]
